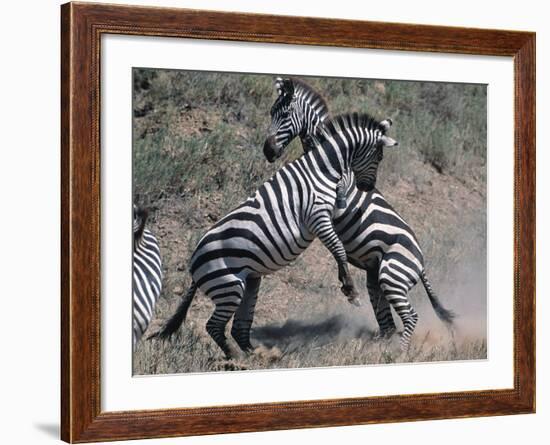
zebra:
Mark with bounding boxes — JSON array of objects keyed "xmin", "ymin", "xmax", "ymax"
[
  {"xmin": 151, "ymin": 113, "xmax": 399, "ymax": 358},
  {"xmin": 133, "ymin": 204, "xmax": 163, "ymax": 350},
  {"xmin": 263, "ymin": 77, "xmax": 454, "ymax": 348}
]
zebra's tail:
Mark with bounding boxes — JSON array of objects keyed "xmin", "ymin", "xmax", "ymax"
[
  {"xmin": 148, "ymin": 281, "xmax": 198, "ymax": 340},
  {"xmin": 421, "ymin": 270, "xmax": 455, "ymax": 324}
]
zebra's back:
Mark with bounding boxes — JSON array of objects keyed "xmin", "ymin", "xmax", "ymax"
[
  {"xmin": 334, "ymin": 187, "xmax": 425, "ymax": 280},
  {"xmin": 189, "ymin": 160, "xmax": 321, "ymax": 292}
]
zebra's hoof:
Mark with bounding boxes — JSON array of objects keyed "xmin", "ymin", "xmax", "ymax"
[
  {"xmin": 238, "ymin": 344, "xmax": 254, "ymax": 355},
  {"xmin": 223, "ymin": 343, "xmax": 246, "ymax": 361},
  {"xmin": 340, "ymin": 284, "xmax": 357, "ymax": 297},
  {"xmin": 373, "ymin": 329, "xmax": 394, "ymax": 341},
  {"xmin": 348, "ymin": 296, "xmax": 362, "ymax": 307}
]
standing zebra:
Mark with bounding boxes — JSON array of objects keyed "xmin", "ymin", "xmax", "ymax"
[
  {"xmin": 263, "ymin": 77, "xmax": 454, "ymax": 348},
  {"xmin": 152, "ymin": 113, "xmax": 398, "ymax": 358},
  {"xmin": 133, "ymin": 204, "xmax": 163, "ymax": 350}
]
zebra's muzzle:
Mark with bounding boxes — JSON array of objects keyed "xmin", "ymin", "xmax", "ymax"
[{"xmin": 263, "ymin": 136, "xmax": 280, "ymax": 163}]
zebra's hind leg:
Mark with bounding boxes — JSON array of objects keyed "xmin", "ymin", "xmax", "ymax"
[
  {"xmin": 366, "ymin": 270, "xmax": 396, "ymax": 339},
  {"xmin": 379, "ymin": 267, "xmax": 418, "ymax": 350},
  {"xmin": 231, "ymin": 276, "xmax": 261, "ymax": 353},
  {"xmin": 205, "ymin": 278, "xmax": 245, "ymax": 358},
  {"xmin": 381, "ymin": 288, "xmax": 418, "ymax": 349}
]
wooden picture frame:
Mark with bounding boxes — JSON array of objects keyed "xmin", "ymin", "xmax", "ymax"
[{"xmin": 61, "ymin": 2, "xmax": 535, "ymax": 442}]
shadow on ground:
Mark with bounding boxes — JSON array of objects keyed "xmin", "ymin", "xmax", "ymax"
[{"xmin": 252, "ymin": 314, "xmax": 376, "ymax": 353}]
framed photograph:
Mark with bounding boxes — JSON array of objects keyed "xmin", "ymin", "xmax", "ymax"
[{"xmin": 61, "ymin": 2, "xmax": 535, "ymax": 442}]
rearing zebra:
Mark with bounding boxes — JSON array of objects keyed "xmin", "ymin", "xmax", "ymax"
[
  {"xmin": 133, "ymin": 205, "xmax": 163, "ymax": 350},
  {"xmin": 263, "ymin": 77, "xmax": 455, "ymax": 348},
  {"xmin": 152, "ymin": 113, "xmax": 398, "ymax": 358}
]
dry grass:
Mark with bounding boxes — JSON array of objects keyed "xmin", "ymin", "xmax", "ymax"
[{"xmin": 132, "ymin": 69, "xmax": 487, "ymax": 374}]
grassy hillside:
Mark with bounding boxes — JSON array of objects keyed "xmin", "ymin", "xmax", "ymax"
[{"xmin": 133, "ymin": 69, "xmax": 487, "ymax": 374}]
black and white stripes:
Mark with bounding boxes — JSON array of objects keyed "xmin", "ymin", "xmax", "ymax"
[
  {"xmin": 154, "ymin": 113, "xmax": 398, "ymax": 357},
  {"xmin": 133, "ymin": 205, "xmax": 163, "ymax": 350},
  {"xmin": 264, "ymin": 77, "xmax": 330, "ymax": 162},
  {"xmin": 263, "ymin": 78, "xmax": 454, "ymax": 349}
]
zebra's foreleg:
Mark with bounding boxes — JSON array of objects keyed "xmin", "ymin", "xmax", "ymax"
[
  {"xmin": 311, "ymin": 211, "xmax": 360, "ymax": 306},
  {"xmin": 366, "ymin": 270, "xmax": 396, "ymax": 338},
  {"xmin": 205, "ymin": 280, "xmax": 245, "ymax": 358},
  {"xmin": 337, "ymin": 263, "xmax": 360, "ymax": 306},
  {"xmin": 231, "ymin": 276, "xmax": 261, "ymax": 353}
]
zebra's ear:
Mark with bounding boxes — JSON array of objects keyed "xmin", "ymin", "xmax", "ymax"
[
  {"xmin": 275, "ymin": 77, "xmax": 285, "ymax": 96},
  {"xmin": 282, "ymin": 78, "xmax": 294, "ymax": 97},
  {"xmin": 378, "ymin": 118, "xmax": 393, "ymax": 133},
  {"xmin": 380, "ymin": 135, "xmax": 398, "ymax": 147},
  {"xmin": 275, "ymin": 77, "xmax": 294, "ymax": 97}
]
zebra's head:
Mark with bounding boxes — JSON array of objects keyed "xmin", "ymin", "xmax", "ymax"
[
  {"xmin": 133, "ymin": 204, "xmax": 148, "ymax": 243},
  {"xmin": 263, "ymin": 77, "xmax": 303, "ymax": 163},
  {"xmin": 264, "ymin": 77, "xmax": 331, "ymax": 163},
  {"xmin": 350, "ymin": 116, "xmax": 398, "ymax": 192}
]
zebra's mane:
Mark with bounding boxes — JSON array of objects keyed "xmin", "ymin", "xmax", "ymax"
[
  {"xmin": 317, "ymin": 113, "xmax": 381, "ymax": 142},
  {"xmin": 290, "ymin": 78, "xmax": 330, "ymax": 118}
]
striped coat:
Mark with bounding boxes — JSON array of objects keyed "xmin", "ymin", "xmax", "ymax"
[
  {"xmin": 154, "ymin": 113, "xmax": 398, "ymax": 357},
  {"xmin": 133, "ymin": 206, "xmax": 163, "ymax": 349},
  {"xmin": 263, "ymin": 77, "xmax": 454, "ymax": 348}
]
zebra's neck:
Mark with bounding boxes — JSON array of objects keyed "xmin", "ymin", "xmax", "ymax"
[
  {"xmin": 309, "ymin": 114, "xmax": 378, "ymax": 186},
  {"xmin": 295, "ymin": 85, "xmax": 329, "ymax": 150},
  {"xmin": 301, "ymin": 135, "xmax": 351, "ymax": 190}
]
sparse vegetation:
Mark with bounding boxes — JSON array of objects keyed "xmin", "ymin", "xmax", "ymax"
[{"xmin": 133, "ymin": 69, "xmax": 487, "ymax": 374}]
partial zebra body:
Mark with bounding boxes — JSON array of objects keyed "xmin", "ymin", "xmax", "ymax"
[
  {"xmin": 335, "ymin": 177, "xmax": 454, "ymax": 347},
  {"xmin": 190, "ymin": 152, "xmax": 341, "ymax": 277},
  {"xmin": 133, "ymin": 207, "xmax": 163, "ymax": 350},
  {"xmin": 335, "ymin": 186, "xmax": 422, "ymax": 271},
  {"xmin": 334, "ymin": 184, "xmax": 426, "ymax": 342}
]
